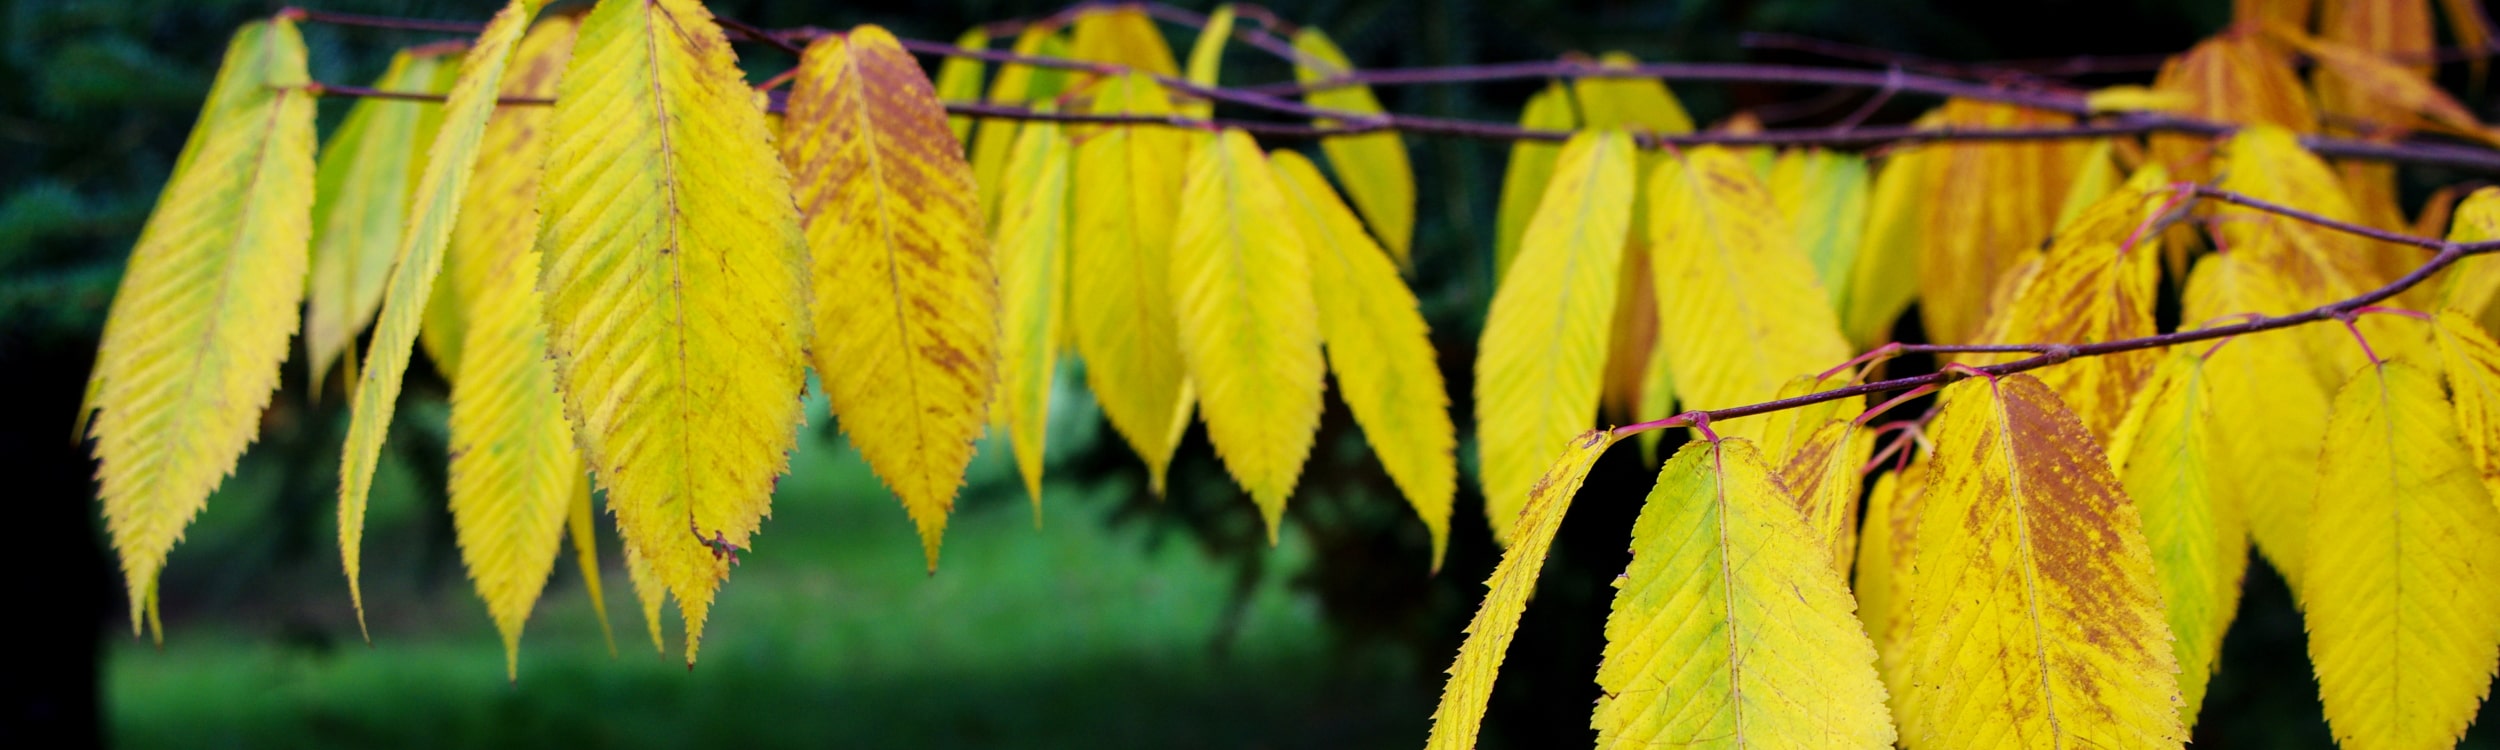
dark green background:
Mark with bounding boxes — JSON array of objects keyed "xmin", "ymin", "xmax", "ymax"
[{"xmin": 6, "ymin": 0, "xmax": 2493, "ymax": 747}]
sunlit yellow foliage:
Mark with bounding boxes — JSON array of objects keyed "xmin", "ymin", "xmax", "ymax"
[
  {"xmin": 1492, "ymin": 83, "xmax": 1576, "ymax": 281},
  {"xmin": 2104, "ymin": 350, "xmax": 2247, "ymax": 725},
  {"xmin": 1592, "ymin": 437, "xmax": 1893, "ymax": 748},
  {"xmin": 534, "ymin": 0, "xmax": 810, "ymax": 663},
  {"xmin": 1170, "ymin": 130, "xmax": 1324, "ymax": 539},
  {"xmin": 2306, "ymin": 360, "xmax": 2500, "ymax": 750},
  {"xmin": 1292, "ymin": 29, "xmax": 1416, "ymax": 262},
  {"xmin": 1473, "ymin": 130, "xmax": 1634, "ymax": 544},
  {"xmin": 994, "ymin": 120, "xmax": 1072, "ymax": 514},
  {"xmin": 305, "ymin": 50, "xmax": 452, "ymax": 394},
  {"xmin": 1071, "ymin": 73, "xmax": 1193, "ymax": 493},
  {"xmin": 1425, "ymin": 430, "xmax": 1616, "ymax": 750},
  {"xmin": 85, "ymin": 18, "xmax": 316, "ymax": 640},
  {"xmin": 784, "ymin": 26, "xmax": 999, "ymax": 570},
  {"xmin": 1646, "ymin": 146, "xmax": 1850, "ymax": 413},
  {"xmin": 1897, "ymin": 374, "xmax": 2184, "ymax": 749}
]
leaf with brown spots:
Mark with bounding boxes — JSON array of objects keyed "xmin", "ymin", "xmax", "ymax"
[
  {"xmin": 784, "ymin": 26, "xmax": 999, "ymax": 571},
  {"xmin": 1894, "ymin": 374, "xmax": 2185, "ymax": 749},
  {"xmin": 1965, "ymin": 166, "xmax": 2173, "ymax": 442}
]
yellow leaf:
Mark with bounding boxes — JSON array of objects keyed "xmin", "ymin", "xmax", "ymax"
[
  {"xmin": 2279, "ymin": 21, "xmax": 2487, "ymax": 140},
  {"xmin": 1068, "ymin": 4, "xmax": 1178, "ymax": 75},
  {"xmin": 1648, "ymin": 146, "xmax": 1851, "ymax": 414},
  {"xmin": 1492, "ymin": 84, "xmax": 1575, "ymax": 282},
  {"xmin": 1425, "ymin": 430, "xmax": 1615, "ymax": 750},
  {"xmin": 2215, "ymin": 127, "xmax": 2378, "ymax": 302},
  {"xmin": 2085, "ymin": 85, "xmax": 2194, "ymax": 112},
  {"xmin": 1180, "ymin": 5, "xmax": 1234, "ymax": 118},
  {"xmin": 1968, "ymin": 166, "xmax": 2171, "ymax": 441},
  {"xmin": 1766, "ymin": 148, "xmax": 1870, "ymax": 312},
  {"xmin": 304, "ymin": 50, "xmax": 453, "ymax": 395},
  {"xmin": 2102, "ymin": 350, "xmax": 2248, "ymax": 726},
  {"xmin": 622, "ymin": 538, "xmax": 667, "ymax": 655},
  {"xmin": 1572, "ymin": 53, "xmax": 1695, "ymax": 135},
  {"xmin": 995, "ymin": 118, "xmax": 1072, "ymax": 516},
  {"xmin": 2434, "ymin": 310, "xmax": 2500, "ymax": 503},
  {"xmin": 1911, "ymin": 100, "xmax": 2089, "ymax": 344},
  {"xmin": 1474, "ymin": 130, "xmax": 1635, "ymax": 543},
  {"xmin": 1293, "ymin": 29, "xmax": 1415, "ymax": 262},
  {"xmin": 84, "ymin": 17, "xmax": 315, "ymax": 640},
  {"xmin": 428, "ymin": 23, "xmax": 571, "ymax": 388},
  {"xmin": 534, "ymin": 0, "xmax": 809, "ymax": 664},
  {"xmin": 1776, "ymin": 417, "xmax": 1876, "ymax": 578},
  {"xmin": 932, "ymin": 28, "xmax": 988, "ymax": 144},
  {"xmin": 1843, "ymin": 146, "xmax": 1929, "ymax": 348},
  {"xmin": 336, "ymin": 0, "xmax": 543, "ymax": 641},
  {"xmin": 2305, "ymin": 360, "xmax": 2500, "ymax": 749},
  {"xmin": 1853, "ymin": 457, "xmax": 1929, "ymax": 702},
  {"xmin": 440, "ymin": 15, "xmax": 579, "ymax": 680},
  {"xmin": 2181, "ymin": 253, "xmax": 2331, "ymax": 592},
  {"xmin": 566, "ymin": 466, "xmax": 617, "ymax": 658},
  {"xmin": 970, "ymin": 28, "xmax": 1072, "ymax": 227},
  {"xmin": 2052, "ymin": 140, "xmax": 2123, "ymax": 233},
  {"xmin": 2149, "ymin": 30, "xmax": 2315, "ymax": 183},
  {"xmin": 1169, "ymin": 130, "xmax": 1323, "ymax": 539},
  {"xmin": 1271, "ymin": 150, "xmax": 1457, "ymax": 571},
  {"xmin": 785, "ymin": 26, "xmax": 998, "ymax": 571},
  {"xmin": 2436, "ymin": 187, "xmax": 2500, "ymax": 314},
  {"xmin": 1896, "ymin": 374, "xmax": 2185, "ymax": 749},
  {"xmin": 1071, "ymin": 73, "xmax": 1193, "ymax": 493},
  {"xmin": 1592, "ymin": 437, "xmax": 1894, "ymax": 748}
]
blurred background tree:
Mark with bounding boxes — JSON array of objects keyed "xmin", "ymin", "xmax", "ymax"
[{"xmin": 5, "ymin": 0, "xmax": 2490, "ymax": 747}]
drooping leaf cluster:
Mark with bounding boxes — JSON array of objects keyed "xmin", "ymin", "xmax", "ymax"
[{"xmin": 70, "ymin": 0, "xmax": 2500, "ymax": 747}]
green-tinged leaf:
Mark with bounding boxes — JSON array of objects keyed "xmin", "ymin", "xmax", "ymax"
[
  {"xmin": 995, "ymin": 119, "xmax": 1072, "ymax": 516},
  {"xmin": 1170, "ymin": 130, "xmax": 1323, "ymax": 539},
  {"xmin": 85, "ymin": 18, "xmax": 316, "ymax": 640},
  {"xmin": 304, "ymin": 50, "xmax": 453, "ymax": 395},
  {"xmin": 932, "ymin": 28, "xmax": 988, "ymax": 144},
  {"xmin": 535, "ymin": 0, "xmax": 809, "ymax": 664},
  {"xmin": 1766, "ymin": 148, "xmax": 1870, "ymax": 311},
  {"xmin": 2103, "ymin": 350, "xmax": 2246, "ymax": 725},
  {"xmin": 970, "ymin": 28, "xmax": 1072, "ymax": 227},
  {"xmin": 1492, "ymin": 83, "xmax": 1575, "ymax": 282},
  {"xmin": 567, "ymin": 465, "xmax": 617, "ymax": 658},
  {"xmin": 1292, "ymin": 29, "xmax": 1415, "ymax": 262},
  {"xmin": 2305, "ymin": 360, "xmax": 2500, "ymax": 749},
  {"xmin": 1592, "ymin": 437, "xmax": 1894, "ymax": 748},
  {"xmin": 785, "ymin": 26, "xmax": 998, "ymax": 572},
  {"xmin": 439, "ymin": 15, "xmax": 578, "ymax": 680},
  {"xmin": 1072, "ymin": 73, "xmax": 1192, "ymax": 494},
  {"xmin": 337, "ymin": 0, "xmax": 543, "ymax": 641},
  {"xmin": 1474, "ymin": 130, "xmax": 1634, "ymax": 544},
  {"xmin": 1425, "ymin": 430, "xmax": 1615, "ymax": 750},
  {"xmin": 2181, "ymin": 253, "xmax": 2330, "ymax": 593},
  {"xmin": 1271, "ymin": 150, "xmax": 1456, "ymax": 571},
  {"xmin": 1895, "ymin": 374, "xmax": 2185, "ymax": 749}
]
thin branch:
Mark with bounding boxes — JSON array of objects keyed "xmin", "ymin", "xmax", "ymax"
[{"xmin": 1239, "ymin": 59, "xmax": 2095, "ymax": 115}]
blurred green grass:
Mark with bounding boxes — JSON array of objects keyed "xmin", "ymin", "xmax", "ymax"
[{"xmin": 107, "ymin": 381, "xmax": 1426, "ymax": 749}]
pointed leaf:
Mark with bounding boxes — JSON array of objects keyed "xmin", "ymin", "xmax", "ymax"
[
  {"xmin": 1473, "ymin": 130, "xmax": 1635, "ymax": 543},
  {"xmin": 441, "ymin": 15, "xmax": 579, "ymax": 679},
  {"xmin": 932, "ymin": 28, "xmax": 987, "ymax": 144},
  {"xmin": 1592, "ymin": 437, "xmax": 1894, "ymax": 749},
  {"xmin": 1647, "ymin": 146, "xmax": 1850, "ymax": 413},
  {"xmin": 1169, "ymin": 130, "xmax": 1323, "ymax": 539},
  {"xmin": 1072, "ymin": 73, "xmax": 1193, "ymax": 492},
  {"xmin": 1271, "ymin": 150, "xmax": 1456, "ymax": 570},
  {"xmin": 1180, "ymin": 5, "xmax": 1233, "ymax": 118},
  {"xmin": 304, "ymin": 50, "xmax": 453, "ymax": 394},
  {"xmin": 1425, "ymin": 430, "xmax": 1616, "ymax": 750},
  {"xmin": 1292, "ymin": 29, "xmax": 1415, "ymax": 262},
  {"xmin": 2181, "ymin": 253, "xmax": 2331, "ymax": 592},
  {"xmin": 785, "ymin": 26, "xmax": 998, "ymax": 571},
  {"xmin": 534, "ymin": 0, "xmax": 810, "ymax": 663},
  {"xmin": 85, "ymin": 18, "xmax": 316, "ymax": 639},
  {"xmin": 995, "ymin": 119, "xmax": 1071, "ymax": 515},
  {"xmin": 1895, "ymin": 374, "xmax": 2185, "ymax": 749},
  {"xmin": 336, "ymin": 0, "xmax": 543, "ymax": 639},
  {"xmin": 1492, "ymin": 83, "xmax": 1576, "ymax": 281},
  {"xmin": 567, "ymin": 463, "xmax": 617, "ymax": 658},
  {"xmin": 2305, "ymin": 360, "xmax": 2500, "ymax": 749},
  {"xmin": 1067, "ymin": 5, "xmax": 1178, "ymax": 75},
  {"xmin": 970, "ymin": 28, "xmax": 1072, "ymax": 225},
  {"xmin": 2103, "ymin": 350, "xmax": 2247, "ymax": 725}
]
